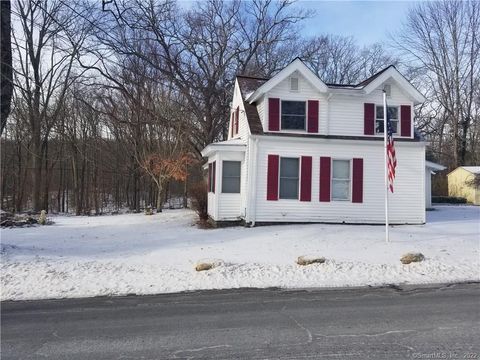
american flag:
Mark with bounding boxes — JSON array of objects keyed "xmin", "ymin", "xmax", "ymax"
[{"xmin": 386, "ymin": 106, "xmax": 397, "ymax": 193}]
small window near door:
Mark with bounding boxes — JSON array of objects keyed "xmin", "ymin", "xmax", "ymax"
[
  {"xmin": 222, "ymin": 161, "xmax": 241, "ymax": 193},
  {"xmin": 279, "ymin": 157, "xmax": 299, "ymax": 199},
  {"xmin": 332, "ymin": 160, "xmax": 351, "ymax": 201}
]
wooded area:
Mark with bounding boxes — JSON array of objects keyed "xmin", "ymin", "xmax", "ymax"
[{"xmin": 1, "ymin": 0, "xmax": 479, "ymax": 214}]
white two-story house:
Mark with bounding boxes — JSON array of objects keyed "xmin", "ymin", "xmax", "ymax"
[{"xmin": 201, "ymin": 58, "xmax": 426, "ymax": 225}]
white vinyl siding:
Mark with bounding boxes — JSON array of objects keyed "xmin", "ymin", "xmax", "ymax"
[
  {"xmin": 213, "ymin": 151, "xmax": 245, "ymax": 221},
  {"xmin": 253, "ymin": 137, "xmax": 425, "ymax": 224},
  {"xmin": 260, "ymin": 71, "xmax": 327, "ymax": 134},
  {"xmin": 328, "ymin": 83, "xmax": 413, "ymax": 138}
]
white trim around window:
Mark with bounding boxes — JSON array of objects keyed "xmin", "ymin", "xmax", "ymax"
[
  {"xmin": 375, "ymin": 105, "xmax": 399, "ymax": 135},
  {"xmin": 280, "ymin": 100, "xmax": 307, "ymax": 132},
  {"xmin": 331, "ymin": 159, "xmax": 352, "ymax": 201},
  {"xmin": 279, "ymin": 156, "xmax": 300, "ymax": 200}
]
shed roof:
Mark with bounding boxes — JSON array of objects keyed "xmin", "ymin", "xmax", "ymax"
[{"xmin": 461, "ymin": 166, "xmax": 480, "ymax": 174}]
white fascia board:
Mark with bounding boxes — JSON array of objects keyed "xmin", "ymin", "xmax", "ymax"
[
  {"xmin": 425, "ymin": 160, "xmax": 446, "ymax": 171},
  {"xmin": 201, "ymin": 143, "xmax": 246, "ymax": 158},
  {"xmin": 247, "ymin": 58, "xmax": 328, "ymax": 103},
  {"xmin": 363, "ymin": 68, "xmax": 426, "ymax": 104},
  {"xmin": 250, "ymin": 134, "xmax": 427, "ymax": 147}
]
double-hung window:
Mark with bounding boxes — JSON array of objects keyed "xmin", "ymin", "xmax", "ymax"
[
  {"xmin": 222, "ymin": 161, "xmax": 241, "ymax": 193},
  {"xmin": 279, "ymin": 157, "xmax": 299, "ymax": 199},
  {"xmin": 376, "ymin": 106, "xmax": 398, "ymax": 134},
  {"xmin": 332, "ymin": 160, "xmax": 351, "ymax": 201},
  {"xmin": 281, "ymin": 101, "xmax": 306, "ymax": 130}
]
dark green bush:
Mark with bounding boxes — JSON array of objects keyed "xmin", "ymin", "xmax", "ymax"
[{"xmin": 432, "ymin": 196, "xmax": 467, "ymax": 204}]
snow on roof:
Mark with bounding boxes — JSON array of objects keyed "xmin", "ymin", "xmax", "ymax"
[
  {"xmin": 425, "ymin": 161, "xmax": 446, "ymax": 171},
  {"xmin": 461, "ymin": 166, "xmax": 480, "ymax": 174},
  {"xmin": 201, "ymin": 138, "xmax": 246, "ymax": 157},
  {"xmin": 210, "ymin": 139, "xmax": 245, "ymax": 146}
]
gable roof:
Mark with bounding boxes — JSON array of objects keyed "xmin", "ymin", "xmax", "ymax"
[
  {"xmin": 360, "ymin": 66, "xmax": 425, "ymax": 104},
  {"xmin": 246, "ymin": 58, "xmax": 328, "ymax": 103},
  {"xmin": 239, "ymin": 60, "xmax": 425, "ymax": 105},
  {"xmin": 447, "ymin": 166, "xmax": 480, "ymax": 177}
]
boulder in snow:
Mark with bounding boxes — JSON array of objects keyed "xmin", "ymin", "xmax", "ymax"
[
  {"xmin": 297, "ymin": 255, "xmax": 326, "ymax": 266},
  {"xmin": 400, "ymin": 252, "xmax": 425, "ymax": 264},
  {"xmin": 195, "ymin": 262, "xmax": 214, "ymax": 271}
]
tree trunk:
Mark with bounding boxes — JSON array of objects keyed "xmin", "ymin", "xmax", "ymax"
[
  {"xmin": 156, "ymin": 180, "xmax": 163, "ymax": 212},
  {"xmin": 31, "ymin": 128, "xmax": 42, "ymax": 212}
]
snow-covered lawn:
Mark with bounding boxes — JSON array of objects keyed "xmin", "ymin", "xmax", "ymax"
[{"xmin": 1, "ymin": 206, "xmax": 479, "ymax": 301}]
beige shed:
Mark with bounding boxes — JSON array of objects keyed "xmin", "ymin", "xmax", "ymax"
[{"xmin": 447, "ymin": 166, "xmax": 480, "ymax": 205}]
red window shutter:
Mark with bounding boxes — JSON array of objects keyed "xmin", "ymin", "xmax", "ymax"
[
  {"xmin": 319, "ymin": 157, "xmax": 331, "ymax": 202},
  {"xmin": 300, "ymin": 156, "xmax": 312, "ymax": 201},
  {"xmin": 266, "ymin": 155, "xmax": 279, "ymax": 200},
  {"xmin": 400, "ymin": 105, "xmax": 412, "ymax": 137},
  {"xmin": 268, "ymin": 98, "xmax": 280, "ymax": 131},
  {"xmin": 352, "ymin": 158, "xmax": 363, "ymax": 203},
  {"xmin": 212, "ymin": 161, "xmax": 216, "ymax": 193},
  {"xmin": 364, "ymin": 103, "xmax": 375, "ymax": 135},
  {"xmin": 207, "ymin": 163, "xmax": 211, "ymax": 191},
  {"xmin": 307, "ymin": 100, "xmax": 319, "ymax": 133},
  {"xmin": 235, "ymin": 106, "xmax": 240, "ymax": 134},
  {"xmin": 230, "ymin": 113, "xmax": 234, "ymax": 138}
]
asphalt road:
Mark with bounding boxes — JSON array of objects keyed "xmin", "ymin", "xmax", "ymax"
[{"xmin": 1, "ymin": 283, "xmax": 479, "ymax": 360}]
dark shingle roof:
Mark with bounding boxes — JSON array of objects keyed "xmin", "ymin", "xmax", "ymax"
[
  {"xmin": 355, "ymin": 65, "xmax": 395, "ymax": 88},
  {"xmin": 236, "ymin": 75, "xmax": 268, "ymax": 135}
]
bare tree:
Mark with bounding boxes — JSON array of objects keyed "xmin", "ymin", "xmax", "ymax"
[
  {"xmin": 89, "ymin": 0, "xmax": 309, "ymax": 156},
  {"xmin": 392, "ymin": 0, "xmax": 480, "ymax": 168},
  {"xmin": 301, "ymin": 35, "xmax": 398, "ymax": 84},
  {"xmin": 11, "ymin": 0, "xmax": 89, "ymax": 211},
  {"xmin": 1, "ymin": 0, "xmax": 13, "ymax": 135}
]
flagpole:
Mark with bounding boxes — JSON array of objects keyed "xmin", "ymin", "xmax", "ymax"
[{"xmin": 383, "ymin": 91, "xmax": 389, "ymax": 243}]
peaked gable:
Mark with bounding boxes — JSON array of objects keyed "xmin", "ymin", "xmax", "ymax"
[
  {"xmin": 361, "ymin": 66, "xmax": 425, "ymax": 104},
  {"xmin": 246, "ymin": 58, "xmax": 328, "ymax": 103}
]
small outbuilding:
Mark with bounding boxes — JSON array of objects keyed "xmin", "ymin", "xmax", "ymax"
[{"xmin": 447, "ymin": 166, "xmax": 480, "ymax": 205}]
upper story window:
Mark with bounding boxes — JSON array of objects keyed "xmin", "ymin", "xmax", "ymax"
[
  {"xmin": 376, "ymin": 105, "xmax": 398, "ymax": 134},
  {"xmin": 290, "ymin": 77, "xmax": 299, "ymax": 91},
  {"xmin": 222, "ymin": 161, "xmax": 241, "ymax": 193},
  {"xmin": 281, "ymin": 101, "xmax": 306, "ymax": 130},
  {"xmin": 279, "ymin": 157, "xmax": 299, "ymax": 199},
  {"xmin": 332, "ymin": 159, "xmax": 351, "ymax": 201}
]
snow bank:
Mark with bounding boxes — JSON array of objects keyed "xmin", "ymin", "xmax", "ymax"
[{"xmin": 1, "ymin": 206, "xmax": 479, "ymax": 300}]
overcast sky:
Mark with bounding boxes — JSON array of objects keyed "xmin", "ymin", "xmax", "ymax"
[{"xmin": 299, "ymin": 0, "xmax": 415, "ymax": 45}]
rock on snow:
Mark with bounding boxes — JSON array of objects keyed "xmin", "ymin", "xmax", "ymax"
[{"xmin": 1, "ymin": 206, "xmax": 479, "ymax": 300}]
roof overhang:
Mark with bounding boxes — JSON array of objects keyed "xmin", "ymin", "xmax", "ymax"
[
  {"xmin": 425, "ymin": 160, "xmax": 446, "ymax": 171},
  {"xmin": 362, "ymin": 67, "xmax": 426, "ymax": 104},
  {"xmin": 201, "ymin": 140, "xmax": 246, "ymax": 158},
  {"xmin": 246, "ymin": 58, "xmax": 328, "ymax": 103}
]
